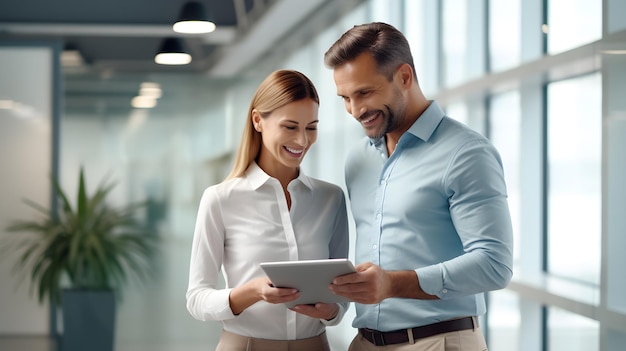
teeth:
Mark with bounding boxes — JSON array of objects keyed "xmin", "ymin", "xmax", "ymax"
[
  {"xmin": 362, "ymin": 113, "xmax": 378, "ymax": 124},
  {"xmin": 285, "ymin": 146, "xmax": 303, "ymax": 154}
]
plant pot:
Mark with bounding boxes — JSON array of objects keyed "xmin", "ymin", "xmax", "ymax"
[{"xmin": 61, "ymin": 289, "xmax": 116, "ymax": 351}]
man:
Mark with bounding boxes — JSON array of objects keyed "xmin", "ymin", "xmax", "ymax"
[{"xmin": 325, "ymin": 22, "xmax": 513, "ymax": 350}]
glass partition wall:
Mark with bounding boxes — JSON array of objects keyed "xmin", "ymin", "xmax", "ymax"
[{"xmin": 0, "ymin": 44, "xmax": 58, "ymax": 338}]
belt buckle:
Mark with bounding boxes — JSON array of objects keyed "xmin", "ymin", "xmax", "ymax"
[{"xmin": 369, "ymin": 329, "xmax": 386, "ymax": 346}]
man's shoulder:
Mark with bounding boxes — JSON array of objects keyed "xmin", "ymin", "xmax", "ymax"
[{"xmin": 306, "ymin": 176, "xmax": 345, "ymax": 194}]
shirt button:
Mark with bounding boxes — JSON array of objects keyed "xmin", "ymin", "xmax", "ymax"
[
  {"xmin": 380, "ymin": 180, "xmax": 386, "ymax": 185},
  {"xmin": 376, "ymin": 213, "xmax": 381, "ymax": 219},
  {"xmin": 442, "ymin": 289, "xmax": 448, "ymax": 294},
  {"xmin": 372, "ymin": 244, "xmax": 377, "ymax": 250}
]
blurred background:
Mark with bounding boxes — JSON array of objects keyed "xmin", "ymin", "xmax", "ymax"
[{"xmin": 1, "ymin": 0, "xmax": 626, "ymax": 350}]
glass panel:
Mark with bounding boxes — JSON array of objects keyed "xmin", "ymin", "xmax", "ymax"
[
  {"xmin": 489, "ymin": 91, "xmax": 521, "ymax": 265},
  {"xmin": 0, "ymin": 46, "xmax": 53, "ymax": 335},
  {"xmin": 489, "ymin": 0, "xmax": 521, "ymax": 72},
  {"xmin": 61, "ymin": 74, "xmax": 231, "ymax": 350},
  {"xmin": 548, "ymin": 307, "xmax": 599, "ymax": 351},
  {"xmin": 404, "ymin": 0, "xmax": 425, "ymax": 84},
  {"xmin": 441, "ymin": 0, "xmax": 468, "ymax": 87},
  {"xmin": 547, "ymin": 0, "xmax": 601, "ymax": 55},
  {"xmin": 444, "ymin": 101, "xmax": 468, "ymax": 125},
  {"xmin": 487, "ymin": 290, "xmax": 520, "ymax": 351},
  {"xmin": 608, "ymin": 0, "xmax": 626, "ymax": 33},
  {"xmin": 603, "ymin": 42, "xmax": 626, "ymax": 315},
  {"xmin": 368, "ymin": 0, "xmax": 402, "ymax": 27},
  {"xmin": 547, "ymin": 73, "xmax": 601, "ymax": 285}
]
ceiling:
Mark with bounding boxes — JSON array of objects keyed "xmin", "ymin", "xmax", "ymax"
[
  {"xmin": 0, "ymin": 0, "xmax": 355, "ymax": 77},
  {"xmin": 0, "ymin": 0, "xmax": 365, "ymax": 116}
]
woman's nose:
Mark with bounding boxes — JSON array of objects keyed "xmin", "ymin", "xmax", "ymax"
[{"xmin": 294, "ymin": 129, "xmax": 308, "ymax": 146}]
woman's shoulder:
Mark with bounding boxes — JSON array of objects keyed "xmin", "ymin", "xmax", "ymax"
[{"xmin": 202, "ymin": 176, "xmax": 250, "ymax": 199}]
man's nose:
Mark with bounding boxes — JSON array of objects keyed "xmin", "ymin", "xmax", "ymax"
[{"xmin": 348, "ymin": 101, "xmax": 365, "ymax": 118}]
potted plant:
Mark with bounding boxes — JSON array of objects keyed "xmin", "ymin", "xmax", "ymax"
[{"xmin": 2, "ymin": 167, "xmax": 158, "ymax": 351}]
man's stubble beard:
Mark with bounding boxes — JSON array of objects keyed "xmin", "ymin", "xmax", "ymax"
[{"xmin": 367, "ymin": 95, "xmax": 406, "ymax": 141}]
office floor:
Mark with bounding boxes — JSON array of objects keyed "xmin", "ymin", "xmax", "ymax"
[
  {"xmin": 0, "ymin": 336, "xmax": 216, "ymax": 351},
  {"xmin": 0, "ymin": 336, "xmax": 56, "ymax": 351}
]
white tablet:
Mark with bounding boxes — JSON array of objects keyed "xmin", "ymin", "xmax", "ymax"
[{"xmin": 259, "ymin": 258, "xmax": 356, "ymax": 308}]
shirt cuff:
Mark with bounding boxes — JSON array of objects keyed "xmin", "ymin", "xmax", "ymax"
[
  {"xmin": 415, "ymin": 264, "xmax": 448, "ymax": 298},
  {"xmin": 321, "ymin": 302, "xmax": 348, "ymax": 326},
  {"xmin": 208, "ymin": 288, "xmax": 237, "ymax": 320}
]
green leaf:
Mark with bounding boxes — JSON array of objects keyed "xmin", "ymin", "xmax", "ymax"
[
  {"xmin": 77, "ymin": 167, "xmax": 88, "ymax": 227},
  {"xmin": 1, "ymin": 167, "xmax": 159, "ymax": 306}
]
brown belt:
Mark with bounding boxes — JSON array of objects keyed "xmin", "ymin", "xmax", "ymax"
[{"xmin": 359, "ymin": 316, "xmax": 476, "ymax": 346}]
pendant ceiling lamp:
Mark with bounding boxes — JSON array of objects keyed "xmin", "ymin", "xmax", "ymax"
[
  {"xmin": 154, "ymin": 37, "xmax": 192, "ymax": 65},
  {"xmin": 173, "ymin": 1, "xmax": 216, "ymax": 34}
]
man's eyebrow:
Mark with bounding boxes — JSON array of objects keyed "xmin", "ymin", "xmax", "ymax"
[{"xmin": 338, "ymin": 85, "xmax": 373, "ymax": 97}]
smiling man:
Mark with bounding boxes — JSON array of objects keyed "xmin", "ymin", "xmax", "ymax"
[{"xmin": 324, "ymin": 22, "xmax": 514, "ymax": 351}]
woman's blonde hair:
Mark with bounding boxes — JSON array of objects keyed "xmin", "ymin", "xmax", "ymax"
[{"xmin": 225, "ymin": 70, "xmax": 320, "ymax": 180}]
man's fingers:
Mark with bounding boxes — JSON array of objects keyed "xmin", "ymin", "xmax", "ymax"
[{"xmin": 332, "ymin": 271, "xmax": 363, "ymax": 285}]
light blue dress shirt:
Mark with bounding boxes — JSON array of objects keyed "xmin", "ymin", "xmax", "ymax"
[{"xmin": 345, "ymin": 101, "xmax": 513, "ymax": 332}]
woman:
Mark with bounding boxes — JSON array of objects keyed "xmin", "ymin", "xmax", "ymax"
[{"xmin": 186, "ymin": 70, "xmax": 349, "ymax": 350}]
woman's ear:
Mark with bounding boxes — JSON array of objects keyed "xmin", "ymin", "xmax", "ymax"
[{"xmin": 252, "ymin": 109, "xmax": 262, "ymax": 132}]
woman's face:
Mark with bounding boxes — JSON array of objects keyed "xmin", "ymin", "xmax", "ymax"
[{"xmin": 254, "ymin": 98, "xmax": 319, "ymax": 177}]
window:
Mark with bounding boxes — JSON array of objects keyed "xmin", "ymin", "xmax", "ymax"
[
  {"xmin": 441, "ymin": 0, "xmax": 468, "ymax": 87},
  {"xmin": 488, "ymin": 0, "xmax": 521, "ymax": 72},
  {"xmin": 444, "ymin": 101, "xmax": 468, "ymax": 125},
  {"xmin": 546, "ymin": 73, "xmax": 602, "ymax": 285},
  {"xmin": 546, "ymin": 0, "xmax": 601, "ymax": 54},
  {"xmin": 548, "ymin": 307, "xmax": 599, "ymax": 351},
  {"xmin": 489, "ymin": 91, "xmax": 521, "ymax": 265},
  {"xmin": 487, "ymin": 290, "xmax": 521, "ymax": 351}
]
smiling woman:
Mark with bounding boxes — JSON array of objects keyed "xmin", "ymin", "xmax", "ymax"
[{"xmin": 185, "ymin": 69, "xmax": 350, "ymax": 351}]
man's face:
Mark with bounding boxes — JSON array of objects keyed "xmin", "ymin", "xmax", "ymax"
[{"xmin": 333, "ymin": 53, "xmax": 406, "ymax": 140}]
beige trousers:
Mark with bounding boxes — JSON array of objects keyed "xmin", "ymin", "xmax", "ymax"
[
  {"xmin": 215, "ymin": 330, "xmax": 331, "ymax": 351},
  {"xmin": 348, "ymin": 327, "xmax": 488, "ymax": 351}
]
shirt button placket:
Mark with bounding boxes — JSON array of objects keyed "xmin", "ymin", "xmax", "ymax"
[{"xmin": 374, "ymin": 177, "xmax": 388, "ymax": 265}]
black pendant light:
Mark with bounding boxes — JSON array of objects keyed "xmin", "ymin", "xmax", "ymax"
[
  {"xmin": 173, "ymin": 1, "xmax": 216, "ymax": 34},
  {"xmin": 154, "ymin": 37, "xmax": 192, "ymax": 65}
]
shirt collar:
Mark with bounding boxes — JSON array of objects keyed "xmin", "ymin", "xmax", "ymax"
[
  {"xmin": 406, "ymin": 100, "xmax": 445, "ymax": 142},
  {"xmin": 369, "ymin": 100, "xmax": 445, "ymax": 148},
  {"xmin": 245, "ymin": 161, "xmax": 313, "ymax": 191}
]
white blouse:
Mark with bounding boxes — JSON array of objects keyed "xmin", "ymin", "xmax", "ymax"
[{"xmin": 186, "ymin": 162, "xmax": 350, "ymax": 340}]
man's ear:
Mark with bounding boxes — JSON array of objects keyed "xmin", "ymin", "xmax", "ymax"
[{"xmin": 397, "ymin": 64, "xmax": 414, "ymax": 87}]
